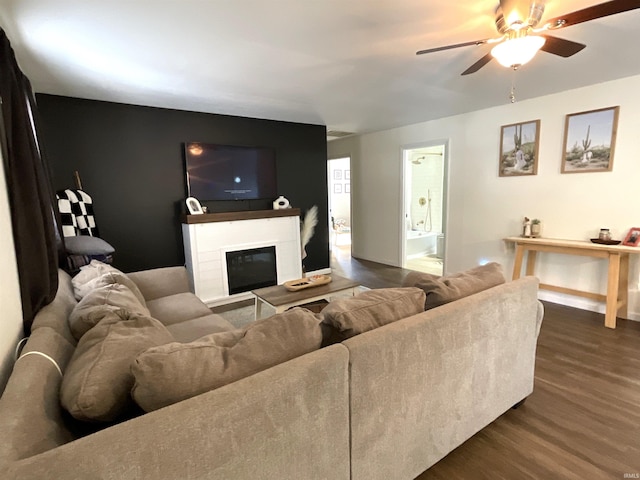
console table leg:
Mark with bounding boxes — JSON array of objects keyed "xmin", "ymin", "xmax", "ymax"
[
  {"xmin": 525, "ymin": 250, "xmax": 537, "ymax": 277},
  {"xmin": 255, "ymin": 297, "xmax": 263, "ymax": 321},
  {"xmin": 512, "ymin": 244, "xmax": 525, "ymax": 280},
  {"xmin": 618, "ymin": 254, "xmax": 630, "ymax": 319},
  {"xmin": 605, "ymin": 253, "xmax": 621, "ymax": 329}
]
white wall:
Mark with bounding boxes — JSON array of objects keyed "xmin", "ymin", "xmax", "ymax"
[
  {"xmin": 328, "ymin": 74, "xmax": 640, "ymax": 318},
  {"xmin": 0, "ymin": 149, "xmax": 24, "ymax": 393}
]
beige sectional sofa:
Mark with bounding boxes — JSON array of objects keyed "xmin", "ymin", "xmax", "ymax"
[{"xmin": 0, "ymin": 262, "xmax": 543, "ymax": 480}]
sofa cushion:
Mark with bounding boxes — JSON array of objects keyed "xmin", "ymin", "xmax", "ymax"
[
  {"xmin": 68, "ymin": 284, "xmax": 151, "ymax": 340},
  {"xmin": 60, "ymin": 312, "xmax": 174, "ymax": 422},
  {"xmin": 131, "ymin": 307, "xmax": 323, "ymax": 412},
  {"xmin": 402, "ymin": 262, "xmax": 506, "ymax": 310},
  {"xmin": 319, "ymin": 287, "xmax": 426, "ymax": 344},
  {"xmin": 126, "ymin": 266, "xmax": 190, "ymax": 301},
  {"xmin": 165, "ymin": 313, "xmax": 236, "ymax": 343},
  {"xmin": 145, "ymin": 292, "xmax": 215, "ymax": 326},
  {"xmin": 72, "ymin": 271, "xmax": 146, "ymax": 304}
]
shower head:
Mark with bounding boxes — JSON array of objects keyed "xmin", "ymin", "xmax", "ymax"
[{"xmin": 412, "ymin": 156, "xmax": 425, "ymax": 165}]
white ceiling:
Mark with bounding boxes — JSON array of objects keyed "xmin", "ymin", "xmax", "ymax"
[{"xmin": 1, "ymin": 1, "xmax": 640, "ymax": 138}]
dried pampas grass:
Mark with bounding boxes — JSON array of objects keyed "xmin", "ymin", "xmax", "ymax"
[{"xmin": 301, "ymin": 205, "xmax": 318, "ymax": 260}]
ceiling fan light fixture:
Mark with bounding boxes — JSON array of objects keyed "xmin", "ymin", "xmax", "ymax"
[{"xmin": 491, "ymin": 35, "xmax": 546, "ymax": 68}]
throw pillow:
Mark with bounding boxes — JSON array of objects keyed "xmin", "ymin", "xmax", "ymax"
[
  {"xmin": 65, "ymin": 236, "xmax": 115, "ymax": 256},
  {"xmin": 72, "ymin": 260, "xmax": 123, "ymax": 290},
  {"xmin": 402, "ymin": 262, "xmax": 506, "ymax": 310},
  {"xmin": 131, "ymin": 307, "xmax": 323, "ymax": 412},
  {"xmin": 319, "ymin": 287, "xmax": 426, "ymax": 344},
  {"xmin": 69, "ymin": 283, "xmax": 151, "ymax": 340},
  {"xmin": 60, "ymin": 312, "xmax": 174, "ymax": 422},
  {"xmin": 72, "ymin": 271, "xmax": 146, "ymax": 304}
]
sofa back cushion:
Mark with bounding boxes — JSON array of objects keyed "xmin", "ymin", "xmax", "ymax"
[
  {"xmin": 319, "ymin": 287, "xmax": 426, "ymax": 344},
  {"xmin": 402, "ymin": 262, "xmax": 506, "ymax": 310},
  {"xmin": 68, "ymin": 284, "xmax": 151, "ymax": 340},
  {"xmin": 125, "ymin": 266, "xmax": 191, "ymax": 301},
  {"xmin": 60, "ymin": 312, "xmax": 174, "ymax": 422},
  {"xmin": 131, "ymin": 307, "xmax": 323, "ymax": 412}
]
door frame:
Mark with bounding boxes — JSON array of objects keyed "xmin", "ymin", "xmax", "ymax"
[
  {"xmin": 327, "ymin": 155, "xmax": 352, "ymax": 252},
  {"xmin": 399, "ymin": 140, "xmax": 450, "ymax": 270}
]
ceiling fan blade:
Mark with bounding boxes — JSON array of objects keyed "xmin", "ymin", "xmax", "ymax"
[
  {"xmin": 540, "ymin": 35, "xmax": 586, "ymax": 57},
  {"xmin": 545, "ymin": 0, "xmax": 640, "ymax": 29},
  {"xmin": 416, "ymin": 39, "xmax": 490, "ymax": 55},
  {"xmin": 461, "ymin": 53, "xmax": 494, "ymax": 75}
]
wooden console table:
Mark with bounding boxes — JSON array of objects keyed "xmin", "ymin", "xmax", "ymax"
[{"xmin": 505, "ymin": 236, "xmax": 640, "ymax": 329}]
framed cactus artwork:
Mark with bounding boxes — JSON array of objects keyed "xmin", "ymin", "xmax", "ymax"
[
  {"xmin": 561, "ymin": 106, "xmax": 619, "ymax": 173},
  {"xmin": 499, "ymin": 119, "xmax": 540, "ymax": 177}
]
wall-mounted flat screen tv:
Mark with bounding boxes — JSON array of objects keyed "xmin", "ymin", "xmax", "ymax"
[{"xmin": 184, "ymin": 142, "xmax": 277, "ymax": 201}]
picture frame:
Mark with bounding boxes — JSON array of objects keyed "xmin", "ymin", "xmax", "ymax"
[
  {"xmin": 622, "ymin": 227, "xmax": 640, "ymax": 247},
  {"xmin": 333, "ymin": 170, "xmax": 342, "ymax": 180},
  {"xmin": 561, "ymin": 106, "xmax": 619, "ymax": 174},
  {"xmin": 345, "ymin": 170, "xmax": 350, "ymax": 180},
  {"xmin": 499, "ymin": 119, "xmax": 540, "ymax": 177},
  {"xmin": 186, "ymin": 196, "xmax": 204, "ymax": 215},
  {"xmin": 345, "ymin": 183, "xmax": 350, "ymax": 193},
  {"xmin": 333, "ymin": 183, "xmax": 342, "ymax": 194}
]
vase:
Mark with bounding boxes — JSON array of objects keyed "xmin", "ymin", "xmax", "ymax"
[{"xmin": 531, "ymin": 223, "xmax": 541, "ymax": 238}]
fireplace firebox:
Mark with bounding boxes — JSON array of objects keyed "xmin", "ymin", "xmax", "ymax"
[{"xmin": 225, "ymin": 246, "xmax": 277, "ymax": 295}]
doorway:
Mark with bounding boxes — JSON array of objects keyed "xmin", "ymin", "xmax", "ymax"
[
  {"xmin": 328, "ymin": 157, "xmax": 352, "ymax": 260},
  {"xmin": 401, "ymin": 142, "xmax": 448, "ymax": 275}
]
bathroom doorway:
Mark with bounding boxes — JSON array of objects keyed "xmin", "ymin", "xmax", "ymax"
[
  {"xmin": 328, "ymin": 157, "xmax": 352, "ymax": 256},
  {"xmin": 401, "ymin": 142, "xmax": 448, "ymax": 275}
]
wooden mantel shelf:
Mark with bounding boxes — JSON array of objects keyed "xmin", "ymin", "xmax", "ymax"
[
  {"xmin": 504, "ymin": 236, "xmax": 640, "ymax": 329},
  {"xmin": 182, "ymin": 208, "xmax": 301, "ymax": 224}
]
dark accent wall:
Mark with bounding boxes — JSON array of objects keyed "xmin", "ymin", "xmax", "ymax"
[{"xmin": 36, "ymin": 94, "xmax": 329, "ymax": 273}]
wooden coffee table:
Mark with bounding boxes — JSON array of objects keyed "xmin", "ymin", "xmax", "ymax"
[{"xmin": 252, "ymin": 274, "xmax": 361, "ymax": 320}]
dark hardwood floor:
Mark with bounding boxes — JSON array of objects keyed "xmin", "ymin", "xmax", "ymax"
[
  {"xmin": 331, "ymin": 246, "xmax": 640, "ymax": 480},
  {"xmin": 330, "ymin": 244, "xmax": 414, "ymax": 289}
]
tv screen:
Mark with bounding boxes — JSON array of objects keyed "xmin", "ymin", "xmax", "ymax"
[{"xmin": 185, "ymin": 142, "xmax": 277, "ymax": 201}]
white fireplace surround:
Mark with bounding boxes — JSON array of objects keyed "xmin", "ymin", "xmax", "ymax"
[{"xmin": 182, "ymin": 211, "xmax": 302, "ymax": 306}]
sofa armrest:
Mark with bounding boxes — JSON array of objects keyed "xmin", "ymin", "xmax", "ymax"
[
  {"xmin": 126, "ymin": 266, "xmax": 190, "ymax": 301},
  {"xmin": 1, "ymin": 345, "xmax": 351, "ymax": 480},
  {"xmin": 344, "ymin": 276, "xmax": 541, "ymax": 480}
]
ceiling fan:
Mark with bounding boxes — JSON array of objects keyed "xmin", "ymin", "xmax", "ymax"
[{"xmin": 416, "ymin": 0, "xmax": 640, "ymax": 75}]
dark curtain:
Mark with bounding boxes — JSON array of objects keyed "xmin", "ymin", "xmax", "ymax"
[{"xmin": 0, "ymin": 28, "xmax": 59, "ymax": 334}]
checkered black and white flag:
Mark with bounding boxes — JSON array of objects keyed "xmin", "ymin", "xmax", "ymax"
[{"xmin": 56, "ymin": 189, "xmax": 100, "ymax": 237}]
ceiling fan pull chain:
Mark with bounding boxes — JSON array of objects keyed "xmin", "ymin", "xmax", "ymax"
[{"xmin": 509, "ymin": 67, "xmax": 517, "ymax": 103}]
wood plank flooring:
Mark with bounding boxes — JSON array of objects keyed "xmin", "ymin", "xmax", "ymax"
[
  {"xmin": 405, "ymin": 255, "xmax": 444, "ymax": 276},
  {"xmin": 329, "ymin": 245, "xmax": 414, "ymax": 289},
  {"xmin": 332, "ymin": 250, "xmax": 640, "ymax": 479}
]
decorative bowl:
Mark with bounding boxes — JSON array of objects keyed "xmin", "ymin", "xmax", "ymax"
[{"xmin": 590, "ymin": 238, "xmax": 621, "ymax": 245}]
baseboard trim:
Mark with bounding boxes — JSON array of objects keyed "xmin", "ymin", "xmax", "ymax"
[{"xmin": 538, "ymin": 291, "xmax": 640, "ymax": 322}]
